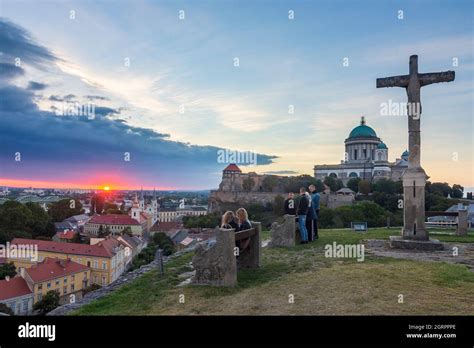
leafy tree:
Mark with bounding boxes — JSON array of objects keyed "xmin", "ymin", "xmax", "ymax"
[
  {"xmin": 452, "ymin": 184, "xmax": 464, "ymax": 199},
  {"xmin": 242, "ymin": 177, "xmax": 255, "ymax": 192},
  {"xmin": 428, "ymin": 182, "xmax": 452, "ymax": 197},
  {"xmin": 152, "ymin": 232, "xmax": 174, "ymax": 256},
  {"xmin": 103, "ymin": 202, "xmax": 118, "ymax": 211},
  {"xmin": 323, "ymin": 176, "xmax": 344, "ymax": 192},
  {"xmin": 25, "ymin": 202, "xmax": 50, "ymax": 238},
  {"xmin": 0, "ymin": 230, "xmax": 32, "ymax": 245},
  {"xmin": 372, "ymin": 192, "xmax": 402, "ymax": 212},
  {"xmin": 48, "ymin": 199, "xmax": 83, "ymax": 222},
  {"xmin": 0, "ymin": 201, "xmax": 33, "ymax": 232},
  {"xmin": 0, "ymin": 262, "xmax": 16, "ymax": 280},
  {"xmin": 0, "ymin": 201, "xmax": 56, "ymax": 242},
  {"xmin": 346, "ymin": 177, "xmax": 361, "ymax": 193},
  {"xmin": 90, "ymin": 194, "xmax": 105, "ymax": 214},
  {"xmin": 333, "ymin": 201, "xmax": 387, "ymax": 228},
  {"xmin": 394, "ymin": 180, "xmax": 403, "ymax": 194},
  {"xmin": 358, "ymin": 180, "xmax": 371, "ymax": 195},
  {"xmin": 0, "ymin": 303, "xmax": 14, "ymax": 315},
  {"xmin": 318, "ymin": 206, "xmax": 335, "ymax": 228},
  {"xmin": 282, "ymin": 175, "xmax": 322, "ymax": 193},
  {"xmin": 33, "ymin": 290, "xmax": 60, "ymax": 315},
  {"xmin": 323, "ymin": 176, "xmax": 336, "ymax": 192},
  {"xmin": 372, "ymin": 178, "xmax": 398, "ymax": 195},
  {"xmin": 104, "ymin": 226, "xmax": 111, "ymax": 236},
  {"xmin": 121, "ymin": 227, "xmax": 133, "ymax": 236},
  {"xmin": 314, "ymin": 179, "xmax": 325, "ymax": 193},
  {"xmin": 97, "ymin": 225, "xmax": 104, "ymax": 237},
  {"xmin": 182, "ymin": 214, "xmax": 220, "ymax": 228},
  {"xmin": 425, "ymin": 193, "xmax": 455, "ymax": 211},
  {"xmin": 262, "ymin": 175, "xmax": 279, "ymax": 192}
]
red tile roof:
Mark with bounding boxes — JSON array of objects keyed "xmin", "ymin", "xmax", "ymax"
[
  {"xmin": 25, "ymin": 258, "xmax": 89, "ymax": 283},
  {"xmin": 54, "ymin": 230, "xmax": 76, "ymax": 240},
  {"xmin": 96, "ymin": 237, "xmax": 123, "ymax": 254},
  {"xmin": 151, "ymin": 221, "xmax": 181, "ymax": 232},
  {"xmin": 10, "ymin": 238, "xmax": 113, "ymax": 258},
  {"xmin": 223, "ymin": 163, "xmax": 241, "ymax": 172},
  {"xmin": 89, "ymin": 214, "xmax": 140, "ymax": 225},
  {"xmin": 0, "ymin": 277, "xmax": 32, "ymax": 300}
]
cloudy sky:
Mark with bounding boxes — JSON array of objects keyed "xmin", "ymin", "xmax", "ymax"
[{"xmin": 0, "ymin": 0, "xmax": 472, "ymax": 190}]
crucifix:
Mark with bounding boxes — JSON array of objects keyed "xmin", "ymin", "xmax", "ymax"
[{"xmin": 376, "ymin": 55, "xmax": 455, "ymax": 241}]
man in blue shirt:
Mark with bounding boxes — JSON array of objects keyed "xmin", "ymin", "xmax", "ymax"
[{"xmin": 309, "ymin": 184, "xmax": 321, "ymax": 240}]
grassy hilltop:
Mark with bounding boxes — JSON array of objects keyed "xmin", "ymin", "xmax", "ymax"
[{"xmin": 72, "ymin": 228, "xmax": 474, "ymax": 316}]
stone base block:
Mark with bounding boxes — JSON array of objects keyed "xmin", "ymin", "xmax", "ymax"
[{"xmin": 389, "ymin": 236, "xmax": 444, "ymax": 251}]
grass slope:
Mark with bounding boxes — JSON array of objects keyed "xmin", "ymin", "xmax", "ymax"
[{"xmin": 72, "ymin": 228, "xmax": 474, "ymax": 315}]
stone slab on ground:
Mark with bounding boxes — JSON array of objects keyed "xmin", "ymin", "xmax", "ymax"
[
  {"xmin": 366, "ymin": 239, "xmax": 474, "ymax": 271},
  {"xmin": 389, "ymin": 236, "xmax": 444, "ymax": 251}
]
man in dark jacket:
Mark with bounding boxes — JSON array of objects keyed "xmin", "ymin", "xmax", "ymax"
[
  {"xmin": 296, "ymin": 187, "xmax": 309, "ymax": 243},
  {"xmin": 309, "ymin": 184, "xmax": 321, "ymax": 239},
  {"xmin": 305, "ymin": 191, "xmax": 316, "ymax": 242},
  {"xmin": 284, "ymin": 192, "xmax": 296, "ymax": 215}
]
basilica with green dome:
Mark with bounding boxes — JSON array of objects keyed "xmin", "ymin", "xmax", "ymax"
[{"xmin": 314, "ymin": 117, "xmax": 409, "ymax": 184}]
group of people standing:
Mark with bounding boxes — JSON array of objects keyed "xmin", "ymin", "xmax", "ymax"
[
  {"xmin": 219, "ymin": 186, "xmax": 321, "ymax": 247},
  {"xmin": 284, "ymin": 184, "xmax": 321, "ymax": 244}
]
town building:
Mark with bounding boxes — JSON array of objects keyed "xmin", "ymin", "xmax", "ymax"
[
  {"xmin": 0, "ymin": 277, "xmax": 34, "ymax": 315},
  {"xmin": 158, "ymin": 206, "xmax": 207, "ymax": 223},
  {"xmin": 8, "ymin": 238, "xmax": 123, "ymax": 286},
  {"xmin": 52, "ymin": 230, "xmax": 78, "ymax": 243},
  {"xmin": 22, "ymin": 258, "xmax": 90, "ymax": 305},
  {"xmin": 84, "ymin": 214, "xmax": 145, "ymax": 236}
]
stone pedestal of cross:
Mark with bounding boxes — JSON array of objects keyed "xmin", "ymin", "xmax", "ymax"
[{"xmin": 377, "ymin": 55, "xmax": 454, "ymax": 243}]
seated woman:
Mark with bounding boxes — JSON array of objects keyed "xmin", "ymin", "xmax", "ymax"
[
  {"xmin": 236, "ymin": 208, "xmax": 252, "ymax": 250},
  {"xmin": 221, "ymin": 211, "xmax": 239, "ymax": 230}
]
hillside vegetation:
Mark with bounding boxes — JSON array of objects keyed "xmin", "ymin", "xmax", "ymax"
[{"xmin": 72, "ymin": 228, "xmax": 474, "ymax": 316}]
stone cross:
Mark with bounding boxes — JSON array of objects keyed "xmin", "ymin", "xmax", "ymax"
[{"xmin": 376, "ymin": 55, "xmax": 455, "ymax": 240}]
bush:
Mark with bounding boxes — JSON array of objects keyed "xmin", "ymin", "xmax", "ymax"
[
  {"xmin": 0, "ymin": 262, "xmax": 16, "ymax": 280},
  {"xmin": 152, "ymin": 233, "xmax": 174, "ymax": 256},
  {"xmin": 83, "ymin": 283, "xmax": 101, "ymax": 295},
  {"xmin": 0, "ymin": 303, "xmax": 14, "ymax": 315},
  {"xmin": 34, "ymin": 290, "xmax": 60, "ymax": 315},
  {"xmin": 324, "ymin": 201, "xmax": 391, "ymax": 228},
  {"xmin": 318, "ymin": 206, "xmax": 335, "ymax": 228},
  {"xmin": 182, "ymin": 214, "xmax": 219, "ymax": 228}
]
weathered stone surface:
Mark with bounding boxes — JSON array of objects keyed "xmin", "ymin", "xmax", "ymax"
[
  {"xmin": 192, "ymin": 227, "xmax": 237, "ymax": 286},
  {"xmin": 269, "ymin": 215, "xmax": 296, "ymax": 247},
  {"xmin": 237, "ymin": 222, "xmax": 261, "ymax": 269},
  {"xmin": 457, "ymin": 209, "xmax": 468, "ymax": 236},
  {"xmin": 389, "ymin": 236, "xmax": 444, "ymax": 250},
  {"xmin": 192, "ymin": 222, "xmax": 261, "ymax": 286}
]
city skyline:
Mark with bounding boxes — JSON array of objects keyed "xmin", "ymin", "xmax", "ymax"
[{"xmin": 0, "ymin": 0, "xmax": 472, "ymax": 190}]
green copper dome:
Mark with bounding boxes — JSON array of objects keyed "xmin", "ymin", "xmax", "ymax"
[
  {"xmin": 377, "ymin": 142, "xmax": 388, "ymax": 149},
  {"xmin": 348, "ymin": 117, "xmax": 377, "ymax": 139},
  {"xmin": 402, "ymin": 150, "xmax": 409, "ymax": 157}
]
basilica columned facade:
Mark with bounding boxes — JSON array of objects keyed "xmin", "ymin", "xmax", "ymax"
[{"xmin": 314, "ymin": 117, "xmax": 409, "ymax": 184}]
